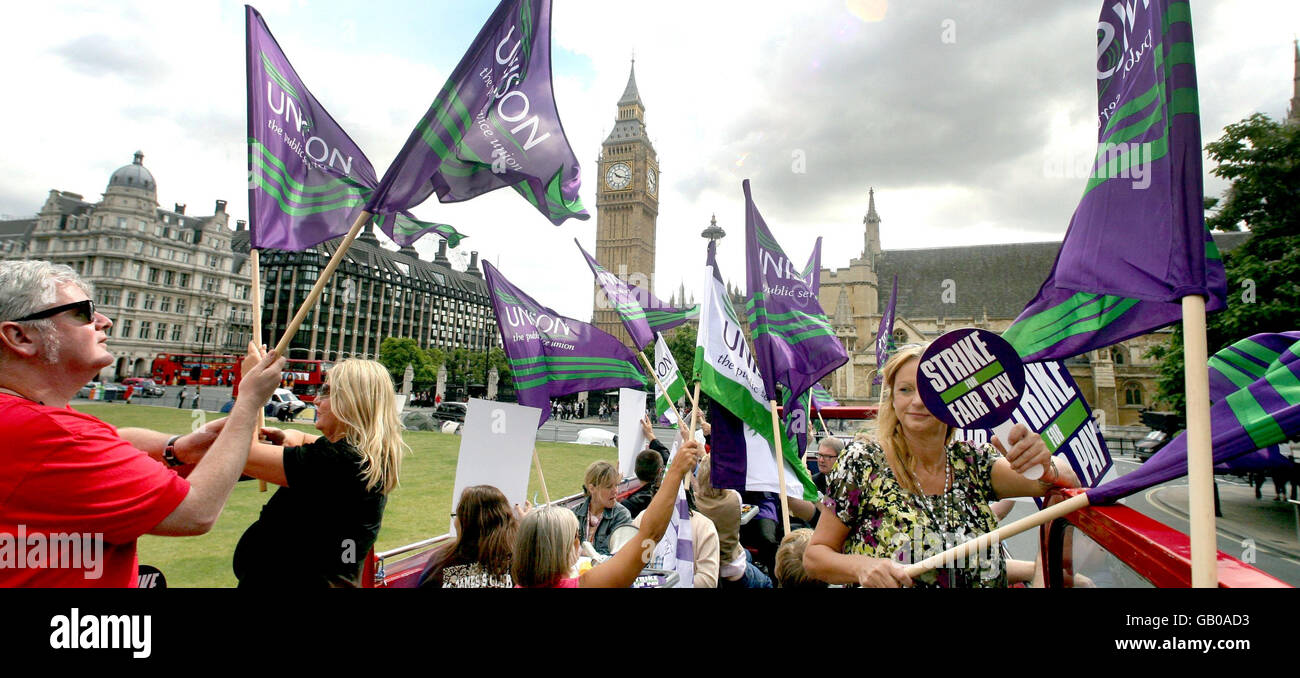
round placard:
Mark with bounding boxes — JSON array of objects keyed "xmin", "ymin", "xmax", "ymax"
[{"xmin": 915, "ymin": 328, "xmax": 1025, "ymax": 431}]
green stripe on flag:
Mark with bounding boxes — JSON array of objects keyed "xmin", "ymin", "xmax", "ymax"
[
  {"xmin": 1266, "ymin": 366, "xmax": 1300, "ymax": 407},
  {"xmin": 1224, "ymin": 387, "xmax": 1285, "ymax": 449},
  {"xmin": 1208, "ymin": 356, "xmax": 1255, "ymax": 391}
]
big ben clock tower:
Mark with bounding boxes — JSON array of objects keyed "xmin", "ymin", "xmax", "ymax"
[{"xmin": 594, "ymin": 60, "xmax": 659, "ymax": 344}]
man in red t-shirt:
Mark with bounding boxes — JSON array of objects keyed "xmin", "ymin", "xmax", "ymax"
[{"xmin": 0, "ymin": 261, "xmax": 285, "ymax": 587}]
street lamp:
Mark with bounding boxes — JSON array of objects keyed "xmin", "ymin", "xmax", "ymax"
[{"xmin": 194, "ymin": 303, "xmax": 214, "ymax": 409}]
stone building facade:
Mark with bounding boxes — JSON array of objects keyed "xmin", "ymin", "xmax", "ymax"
[{"xmin": 0, "ymin": 152, "xmax": 252, "ymax": 382}]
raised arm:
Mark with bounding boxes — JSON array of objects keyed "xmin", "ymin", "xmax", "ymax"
[
  {"xmin": 581, "ymin": 439, "xmax": 703, "ymax": 588},
  {"xmin": 990, "ymin": 423, "xmax": 1079, "ymax": 499},
  {"xmin": 149, "ymin": 344, "xmax": 284, "ymax": 536}
]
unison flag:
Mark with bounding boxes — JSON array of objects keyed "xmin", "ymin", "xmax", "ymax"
[
  {"xmin": 1003, "ymin": 0, "xmax": 1226, "ymax": 362},
  {"xmin": 742, "ymin": 180, "xmax": 847, "ymax": 401},
  {"xmin": 697, "ymin": 242, "xmax": 817, "ymax": 501},
  {"xmin": 576, "ymin": 239, "xmax": 653, "ymax": 350},
  {"xmin": 245, "ymin": 5, "xmax": 378, "ymax": 251},
  {"xmin": 365, "ymin": 0, "xmax": 587, "ymax": 226},
  {"xmin": 811, "ymin": 384, "xmax": 839, "ymax": 409},
  {"xmin": 873, "ymin": 274, "xmax": 898, "ymax": 385},
  {"xmin": 652, "ymin": 333, "xmax": 686, "ymax": 424},
  {"xmin": 483, "ymin": 261, "xmax": 645, "ymax": 427},
  {"xmin": 1088, "ymin": 331, "xmax": 1300, "ymax": 504},
  {"xmin": 1208, "ymin": 332, "xmax": 1300, "ymax": 474},
  {"xmin": 633, "ymin": 284, "xmax": 699, "ymax": 336}
]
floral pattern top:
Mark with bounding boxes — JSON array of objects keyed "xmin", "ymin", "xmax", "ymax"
[{"xmin": 822, "ymin": 439, "xmax": 1007, "ymax": 588}]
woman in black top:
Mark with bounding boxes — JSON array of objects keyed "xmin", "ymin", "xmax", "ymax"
[
  {"xmin": 418, "ymin": 485, "xmax": 518, "ymax": 588},
  {"xmin": 232, "ymin": 359, "xmax": 408, "ymax": 587}
]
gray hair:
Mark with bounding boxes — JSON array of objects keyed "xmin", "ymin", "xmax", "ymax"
[
  {"xmin": 818, "ymin": 436, "xmax": 844, "ymax": 454},
  {"xmin": 0, "ymin": 261, "xmax": 92, "ymax": 363},
  {"xmin": 0, "ymin": 260, "xmax": 92, "ymax": 322}
]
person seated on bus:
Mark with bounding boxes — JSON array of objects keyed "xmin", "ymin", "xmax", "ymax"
[
  {"xmin": 620, "ymin": 449, "xmax": 664, "ymax": 519},
  {"xmin": 512, "ymin": 440, "xmax": 703, "ymax": 588},
  {"xmin": 232, "ymin": 358, "xmax": 408, "ymax": 587},
  {"xmin": 0, "ymin": 260, "xmax": 285, "ymax": 587},
  {"xmin": 418, "ymin": 485, "xmax": 518, "ymax": 589},
  {"xmin": 572, "ymin": 460, "xmax": 633, "ymax": 556},
  {"xmin": 803, "ymin": 346, "xmax": 1078, "ymax": 588},
  {"xmin": 694, "ymin": 453, "xmax": 771, "ymax": 588},
  {"xmin": 774, "ymin": 529, "xmax": 826, "ymax": 589}
]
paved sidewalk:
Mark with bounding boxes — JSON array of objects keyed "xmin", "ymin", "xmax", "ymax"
[{"xmin": 1148, "ymin": 482, "xmax": 1300, "ymax": 556}]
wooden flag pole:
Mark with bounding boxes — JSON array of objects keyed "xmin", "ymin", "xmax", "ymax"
[
  {"xmin": 1182, "ymin": 295, "xmax": 1217, "ymax": 587},
  {"xmin": 532, "ymin": 449, "xmax": 551, "ymax": 505},
  {"xmin": 770, "ymin": 399, "xmax": 792, "ymax": 536},
  {"xmin": 250, "ymin": 249, "xmax": 268, "ymax": 493},
  {"xmin": 271, "ymin": 210, "xmax": 371, "ymax": 358},
  {"xmin": 904, "ymin": 493, "xmax": 1090, "ymax": 578},
  {"xmin": 688, "ymin": 382, "xmax": 702, "ymax": 436}
]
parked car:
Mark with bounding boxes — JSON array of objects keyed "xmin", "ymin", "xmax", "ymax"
[
  {"xmin": 1135, "ymin": 430, "xmax": 1170, "ymax": 462},
  {"xmin": 120, "ymin": 377, "xmax": 165, "ymax": 397},
  {"xmin": 431, "ymin": 402, "xmax": 468, "ymax": 424}
]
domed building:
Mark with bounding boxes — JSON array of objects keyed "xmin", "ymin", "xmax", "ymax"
[{"xmin": 0, "ymin": 151, "xmax": 254, "ymax": 384}]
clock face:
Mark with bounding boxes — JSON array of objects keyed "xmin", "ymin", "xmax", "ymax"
[
  {"xmin": 605, "ymin": 162, "xmax": 631, "ymax": 190},
  {"xmin": 646, "ymin": 168, "xmax": 657, "ymax": 196}
]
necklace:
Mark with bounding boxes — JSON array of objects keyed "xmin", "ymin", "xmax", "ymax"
[{"xmin": 909, "ymin": 449, "xmax": 953, "ymax": 548}]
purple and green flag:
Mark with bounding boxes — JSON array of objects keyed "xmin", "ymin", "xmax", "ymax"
[
  {"xmin": 742, "ymin": 179, "xmax": 847, "ymax": 403},
  {"xmin": 1088, "ymin": 331, "xmax": 1300, "ymax": 504},
  {"xmin": 483, "ymin": 261, "xmax": 645, "ymax": 427},
  {"xmin": 245, "ymin": 5, "xmax": 377, "ymax": 251},
  {"xmin": 364, "ymin": 0, "xmax": 588, "ymax": 227},
  {"xmin": 632, "ymin": 283, "xmax": 698, "ymax": 336},
  {"xmin": 1003, "ymin": 0, "xmax": 1226, "ymax": 362},
  {"xmin": 1209, "ymin": 332, "xmax": 1300, "ymax": 474},
  {"xmin": 245, "ymin": 6, "xmax": 466, "ymax": 251},
  {"xmin": 576, "ymin": 239, "xmax": 654, "ymax": 350},
  {"xmin": 811, "ymin": 384, "xmax": 838, "ymax": 409},
  {"xmin": 873, "ymin": 274, "xmax": 898, "ymax": 386}
]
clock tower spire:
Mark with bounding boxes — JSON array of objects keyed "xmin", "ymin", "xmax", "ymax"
[{"xmin": 594, "ymin": 60, "xmax": 659, "ymax": 344}]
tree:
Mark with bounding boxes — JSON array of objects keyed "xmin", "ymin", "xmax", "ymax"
[
  {"xmin": 377, "ymin": 337, "xmax": 430, "ymax": 385},
  {"xmin": 1149, "ymin": 114, "xmax": 1300, "ymax": 412}
]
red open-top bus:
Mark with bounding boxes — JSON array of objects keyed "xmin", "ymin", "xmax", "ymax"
[{"xmin": 151, "ymin": 353, "xmax": 240, "ymax": 386}]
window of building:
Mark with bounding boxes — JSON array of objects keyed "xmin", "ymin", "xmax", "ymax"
[
  {"xmin": 176, "ymin": 298, "xmax": 186, "ymax": 314},
  {"xmin": 121, "ymin": 319, "xmax": 133, "ymax": 337},
  {"xmin": 117, "ymin": 217, "xmax": 127, "ymax": 229},
  {"xmin": 143, "ymin": 294, "xmax": 156, "ymax": 311},
  {"xmin": 155, "ymin": 323, "xmax": 167, "ymax": 341},
  {"xmin": 103, "ymin": 260, "xmax": 123, "ymax": 277},
  {"xmin": 138, "ymin": 321, "xmax": 151, "ymax": 339},
  {"xmin": 164, "ymin": 270, "xmax": 175, "ymax": 286},
  {"xmin": 1124, "ymin": 383, "xmax": 1143, "ymax": 406},
  {"xmin": 171, "ymin": 325, "xmax": 182, "ymax": 341},
  {"xmin": 125, "ymin": 291, "xmax": 137, "ymax": 308},
  {"xmin": 1112, "ymin": 348, "xmax": 1126, "ymax": 365}
]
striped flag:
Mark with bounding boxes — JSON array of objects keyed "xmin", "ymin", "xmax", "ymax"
[
  {"xmin": 653, "ymin": 333, "xmax": 687, "ymax": 424},
  {"xmin": 633, "ymin": 284, "xmax": 699, "ymax": 336},
  {"xmin": 576, "ymin": 239, "xmax": 653, "ymax": 350},
  {"xmin": 482, "ymin": 261, "xmax": 645, "ymax": 427},
  {"xmin": 364, "ymin": 0, "xmax": 588, "ymax": 227},
  {"xmin": 697, "ymin": 242, "xmax": 817, "ymax": 501},
  {"xmin": 245, "ymin": 6, "xmax": 465, "ymax": 251},
  {"xmin": 811, "ymin": 384, "xmax": 839, "ymax": 409},
  {"xmin": 1088, "ymin": 331, "xmax": 1300, "ymax": 504},
  {"xmin": 873, "ymin": 274, "xmax": 898, "ymax": 386},
  {"xmin": 1003, "ymin": 0, "xmax": 1225, "ymax": 362},
  {"xmin": 641, "ymin": 485, "xmax": 694, "ymax": 588},
  {"xmin": 743, "ymin": 180, "xmax": 847, "ymax": 401}
]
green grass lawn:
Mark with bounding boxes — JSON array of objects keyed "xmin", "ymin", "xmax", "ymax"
[{"xmin": 75, "ymin": 403, "xmax": 613, "ymax": 587}]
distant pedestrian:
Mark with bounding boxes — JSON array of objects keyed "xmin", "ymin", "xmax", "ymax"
[
  {"xmin": 177, "ymin": 386, "xmax": 189, "ymax": 409},
  {"xmin": 124, "ymin": 384, "xmax": 134, "ymax": 404}
]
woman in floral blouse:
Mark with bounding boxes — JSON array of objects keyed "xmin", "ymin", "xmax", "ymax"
[{"xmin": 803, "ymin": 345, "xmax": 1079, "ymax": 588}]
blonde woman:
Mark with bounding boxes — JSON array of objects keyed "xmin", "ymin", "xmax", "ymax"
[
  {"xmin": 572, "ymin": 460, "xmax": 632, "ymax": 555},
  {"xmin": 231, "ymin": 358, "xmax": 408, "ymax": 587},
  {"xmin": 513, "ymin": 440, "xmax": 702, "ymax": 588},
  {"xmin": 803, "ymin": 345, "xmax": 1078, "ymax": 588}
]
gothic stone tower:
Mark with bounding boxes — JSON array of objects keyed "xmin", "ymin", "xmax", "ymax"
[{"xmin": 594, "ymin": 61, "xmax": 659, "ymax": 344}]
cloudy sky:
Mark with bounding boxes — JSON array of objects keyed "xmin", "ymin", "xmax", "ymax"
[{"xmin": 1, "ymin": 0, "xmax": 1296, "ymax": 320}]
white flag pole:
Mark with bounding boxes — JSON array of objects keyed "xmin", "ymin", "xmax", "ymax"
[{"xmin": 1182, "ymin": 295, "xmax": 1217, "ymax": 587}]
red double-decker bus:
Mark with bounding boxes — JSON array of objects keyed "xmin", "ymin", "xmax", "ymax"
[
  {"xmin": 231, "ymin": 358, "xmax": 334, "ymax": 403},
  {"xmin": 151, "ymin": 353, "xmax": 240, "ymax": 386}
]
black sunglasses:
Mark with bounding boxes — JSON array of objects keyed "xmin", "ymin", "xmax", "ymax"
[{"xmin": 11, "ymin": 299, "xmax": 96, "ymax": 324}]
